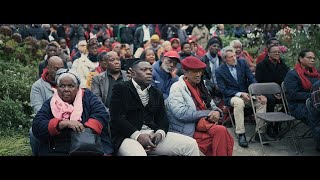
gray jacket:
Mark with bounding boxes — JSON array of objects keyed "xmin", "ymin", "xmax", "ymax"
[
  {"xmin": 165, "ymin": 75, "xmax": 222, "ymax": 137},
  {"xmin": 91, "ymin": 70, "xmax": 129, "ymax": 107},
  {"xmin": 30, "ymin": 78, "xmax": 54, "ymax": 114}
]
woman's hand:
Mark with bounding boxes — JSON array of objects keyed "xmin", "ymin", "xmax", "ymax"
[
  {"xmin": 207, "ymin": 111, "xmax": 220, "ymax": 124},
  {"xmin": 60, "ymin": 120, "xmax": 85, "ymax": 133}
]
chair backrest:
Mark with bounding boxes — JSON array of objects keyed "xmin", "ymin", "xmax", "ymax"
[
  {"xmin": 248, "ymin": 82, "xmax": 288, "ymax": 114},
  {"xmin": 281, "ymin": 81, "xmax": 290, "ymax": 115},
  {"xmin": 248, "ymin": 82, "xmax": 281, "ymax": 95}
]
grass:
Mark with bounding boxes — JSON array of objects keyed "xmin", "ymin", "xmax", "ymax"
[{"xmin": 0, "ymin": 129, "xmax": 32, "ymax": 156}]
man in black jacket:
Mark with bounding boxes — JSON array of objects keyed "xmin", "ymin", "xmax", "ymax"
[{"xmin": 109, "ymin": 60, "xmax": 200, "ymax": 156}]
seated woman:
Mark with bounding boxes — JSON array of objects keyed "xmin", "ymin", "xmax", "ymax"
[
  {"xmin": 165, "ymin": 56, "xmax": 234, "ymax": 156},
  {"xmin": 32, "ymin": 68, "xmax": 113, "ymax": 156},
  {"xmin": 284, "ymin": 49, "xmax": 320, "ymax": 151},
  {"xmin": 230, "ymin": 40, "xmax": 256, "ymax": 73}
]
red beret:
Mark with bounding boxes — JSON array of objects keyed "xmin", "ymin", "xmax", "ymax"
[
  {"xmin": 181, "ymin": 56, "xmax": 206, "ymax": 70},
  {"xmin": 164, "ymin": 51, "xmax": 180, "ymax": 60}
]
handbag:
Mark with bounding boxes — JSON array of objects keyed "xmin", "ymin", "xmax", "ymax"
[
  {"xmin": 196, "ymin": 117, "xmax": 215, "ymax": 132},
  {"xmin": 69, "ymin": 128, "xmax": 104, "ymax": 156}
]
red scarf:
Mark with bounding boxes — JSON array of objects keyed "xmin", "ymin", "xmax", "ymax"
[
  {"xmin": 41, "ymin": 68, "xmax": 56, "ymax": 88},
  {"xmin": 295, "ymin": 63, "xmax": 320, "ymax": 90},
  {"xmin": 184, "ymin": 78, "xmax": 206, "ymax": 110},
  {"xmin": 95, "ymin": 66, "xmax": 105, "ymax": 73}
]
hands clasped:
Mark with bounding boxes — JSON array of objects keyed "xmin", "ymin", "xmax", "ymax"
[{"xmin": 137, "ymin": 133, "xmax": 163, "ymax": 151}]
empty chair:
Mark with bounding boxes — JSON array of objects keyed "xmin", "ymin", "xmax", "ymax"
[{"xmin": 248, "ymin": 82, "xmax": 300, "ymax": 155}]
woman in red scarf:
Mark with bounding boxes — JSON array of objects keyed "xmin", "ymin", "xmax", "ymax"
[
  {"xmin": 166, "ymin": 56, "xmax": 234, "ymax": 156},
  {"xmin": 284, "ymin": 49, "xmax": 320, "ymax": 151}
]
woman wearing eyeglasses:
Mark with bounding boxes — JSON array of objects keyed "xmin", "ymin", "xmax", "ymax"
[
  {"xmin": 255, "ymin": 45, "xmax": 290, "ymax": 137},
  {"xmin": 284, "ymin": 49, "xmax": 320, "ymax": 151}
]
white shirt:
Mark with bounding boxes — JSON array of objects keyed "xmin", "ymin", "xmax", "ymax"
[
  {"xmin": 142, "ymin": 25, "xmax": 151, "ymax": 42},
  {"xmin": 130, "ymin": 79, "xmax": 166, "ymax": 141},
  {"xmin": 132, "ymin": 78, "xmax": 150, "ymax": 107}
]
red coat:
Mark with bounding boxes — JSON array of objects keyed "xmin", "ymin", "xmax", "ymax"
[{"xmin": 256, "ymin": 48, "xmax": 268, "ymax": 65}]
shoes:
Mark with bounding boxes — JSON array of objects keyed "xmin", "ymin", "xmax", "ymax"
[
  {"xmin": 238, "ymin": 133, "xmax": 248, "ymax": 148},
  {"xmin": 255, "ymin": 133, "xmax": 270, "ymax": 145}
]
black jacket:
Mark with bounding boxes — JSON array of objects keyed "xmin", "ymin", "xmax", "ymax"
[
  {"xmin": 109, "ymin": 80, "xmax": 169, "ymax": 152},
  {"xmin": 255, "ymin": 57, "xmax": 289, "ymax": 85},
  {"xmin": 200, "ymin": 54, "xmax": 223, "ymax": 83}
]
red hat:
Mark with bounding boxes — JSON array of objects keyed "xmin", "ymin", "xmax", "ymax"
[
  {"xmin": 187, "ymin": 36, "xmax": 197, "ymax": 43},
  {"xmin": 112, "ymin": 42, "xmax": 121, "ymax": 49},
  {"xmin": 181, "ymin": 56, "xmax": 206, "ymax": 70},
  {"xmin": 164, "ymin": 51, "xmax": 180, "ymax": 60}
]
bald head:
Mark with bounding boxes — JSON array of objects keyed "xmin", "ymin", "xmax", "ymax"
[
  {"xmin": 47, "ymin": 56, "xmax": 65, "ymax": 82},
  {"xmin": 103, "ymin": 51, "xmax": 121, "ymax": 73},
  {"xmin": 47, "ymin": 56, "xmax": 64, "ymax": 66}
]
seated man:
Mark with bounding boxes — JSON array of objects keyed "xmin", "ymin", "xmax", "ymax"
[
  {"xmin": 165, "ymin": 56, "xmax": 234, "ymax": 156},
  {"xmin": 216, "ymin": 46, "xmax": 268, "ymax": 148},
  {"xmin": 91, "ymin": 51, "xmax": 129, "ymax": 108},
  {"xmin": 109, "ymin": 60, "xmax": 200, "ymax": 156},
  {"xmin": 200, "ymin": 38, "xmax": 223, "ymax": 101},
  {"xmin": 152, "ymin": 51, "xmax": 180, "ymax": 100},
  {"xmin": 30, "ymin": 56, "xmax": 65, "ymax": 156},
  {"xmin": 32, "ymin": 69, "xmax": 113, "ymax": 156}
]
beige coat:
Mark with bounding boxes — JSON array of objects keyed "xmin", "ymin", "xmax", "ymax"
[{"xmin": 192, "ymin": 26, "xmax": 210, "ymax": 49}]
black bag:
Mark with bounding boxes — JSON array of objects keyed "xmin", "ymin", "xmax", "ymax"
[{"xmin": 69, "ymin": 128, "xmax": 104, "ymax": 156}]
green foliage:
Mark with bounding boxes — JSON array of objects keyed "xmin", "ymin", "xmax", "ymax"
[
  {"xmin": 0, "ymin": 96, "xmax": 32, "ymax": 129},
  {"xmin": 0, "ymin": 36, "xmax": 38, "ymax": 132},
  {"xmin": 277, "ymin": 25, "xmax": 320, "ymax": 68},
  {"xmin": 0, "ymin": 132, "xmax": 32, "ymax": 156},
  {"xmin": 244, "ymin": 46, "xmax": 260, "ymax": 59}
]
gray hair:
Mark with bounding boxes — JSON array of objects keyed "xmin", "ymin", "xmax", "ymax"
[
  {"xmin": 229, "ymin": 40, "xmax": 242, "ymax": 48},
  {"xmin": 55, "ymin": 68, "xmax": 81, "ymax": 86},
  {"xmin": 103, "ymin": 51, "xmax": 118, "ymax": 60},
  {"xmin": 221, "ymin": 46, "xmax": 235, "ymax": 60}
]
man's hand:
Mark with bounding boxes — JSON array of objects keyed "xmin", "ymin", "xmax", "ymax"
[
  {"xmin": 207, "ymin": 111, "xmax": 220, "ymax": 124},
  {"xmin": 127, "ymin": 68, "xmax": 133, "ymax": 79},
  {"xmin": 257, "ymin": 95, "xmax": 267, "ymax": 105},
  {"xmin": 171, "ymin": 68, "xmax": 178, "ymax": 77},
  {"xmin": 137, "ymin": 134, "xmax": 156, "ymax": 150},
  {"xmin": 151, "ymin": 133, "xmax": 163, "ymax": 146},
  {"xmin": 240, "ymin": 92, "xmax": 251, "ymax": 102}
]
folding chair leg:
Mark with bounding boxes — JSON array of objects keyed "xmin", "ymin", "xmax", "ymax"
[
  {"xmin": 286, "ymin": 122, "xmax": 300, "ymax": 154},
  {"xmin": 257, "ymin": 131, "xmax": 266, "ymax": 156},
  {"xmin": 249, "ymin": 124, "xmax": 267, "ymax": 156}
]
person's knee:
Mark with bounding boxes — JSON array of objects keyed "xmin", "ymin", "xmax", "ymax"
[
  {"xmin": 232, "ymin": 98, "xmax": 245, "ymax": 108},
  {"xmin": 215, "ymin": 125, "xmax": 228, "ymax": 133}
]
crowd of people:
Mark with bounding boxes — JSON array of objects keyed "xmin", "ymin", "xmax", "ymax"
[{"xmin": 3, "ymin": 24, "xmax": 318, "ymax": 156}]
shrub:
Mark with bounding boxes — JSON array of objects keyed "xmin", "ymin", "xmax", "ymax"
[
  {"xmin": 0, "ymin": 60, "xmax": 37, "ymax": 103},
  {"xmin": 0, "ymin": 96, "xmax": 32, "ymax": 130}
]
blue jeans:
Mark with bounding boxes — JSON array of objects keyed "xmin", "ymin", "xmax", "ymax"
[{"xmin": 29, "ymin": 128, "xmax": 40, "ymax": 156}]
